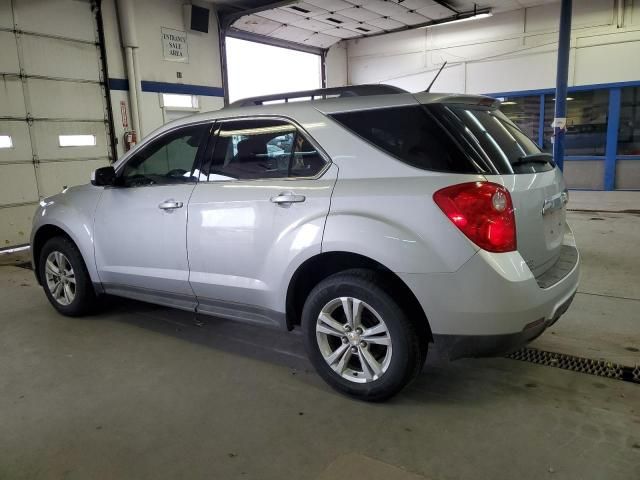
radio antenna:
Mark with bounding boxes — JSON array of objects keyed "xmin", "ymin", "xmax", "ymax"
[{"xmin": 425, "ymin": 61, "xmax": 447, "ymax": 92}]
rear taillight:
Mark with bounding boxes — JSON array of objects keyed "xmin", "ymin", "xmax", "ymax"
[{"xmin": 433, "ymin": 182, "xmax": 516, "ymax": 253}]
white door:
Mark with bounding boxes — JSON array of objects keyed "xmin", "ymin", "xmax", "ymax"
[
  {"xmin": 0, "ymin": 0, "xmax": 112, "ymax": 247},
  {"xmin": 94, "ymin": 123, "xmax": 210, "ymax": 310},
  {"xmin": 187, "ymin": 118, "xmax": 336, "ymax": 326}
]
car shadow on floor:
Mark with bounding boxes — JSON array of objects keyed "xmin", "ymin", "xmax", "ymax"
[{"xmin": 95, "ymin": 295, "xmax": 567, "ymax": 405}]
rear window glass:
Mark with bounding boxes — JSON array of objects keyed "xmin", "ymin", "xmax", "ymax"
[
  {"xmin": 329, "ymin": 105, "xmax": 479, "ymax": 173},
  {"xmin": 436, "ymin": 105, "xmax": 554, "ymax": 174}
]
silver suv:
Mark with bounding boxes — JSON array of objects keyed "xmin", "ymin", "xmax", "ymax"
[{"xmin": 31, "ymin": 85, "xmax": 579, "ymax": 401}]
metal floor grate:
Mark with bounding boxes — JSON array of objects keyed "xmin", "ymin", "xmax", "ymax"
[{"xmin": 508, "ymin": 347, "xmax": 640, "ymax": 384}]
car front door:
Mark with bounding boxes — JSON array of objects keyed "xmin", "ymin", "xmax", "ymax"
[
  {"xmin": 94, "ymin": 122, "xmax": 211, "ymax": 310},
  {"xmin": 187, "ymin": 118, "xmax": 337, "ymax": 326}
]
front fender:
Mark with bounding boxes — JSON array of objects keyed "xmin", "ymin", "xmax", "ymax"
[{"xmin": 31, "ymin": 185, "xmax": 103, "ymax": 284}]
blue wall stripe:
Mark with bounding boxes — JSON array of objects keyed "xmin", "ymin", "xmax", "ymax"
[
  {"xmin": 604, "ymin": 88, "xmax": 622, "ymax": 191},
  {"xmin": 485, "ymin": 79, "xmax": 640, "ymax": 99},
  {"xmin": 108, "ymin": 78, "xmax": 224, "ymax": 97},
  {"xmin": 565, "ymin": 156, "xmax": 605, "ymax": 161}
]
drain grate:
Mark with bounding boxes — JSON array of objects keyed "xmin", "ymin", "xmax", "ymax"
[{"xmin": 508, "ymin": 347, "xmax": 640, "ymax": 384}]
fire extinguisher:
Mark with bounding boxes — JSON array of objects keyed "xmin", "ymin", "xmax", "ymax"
[{"xmin": 124, "ymin": 130, "xmax": 137, "ymax": 151}]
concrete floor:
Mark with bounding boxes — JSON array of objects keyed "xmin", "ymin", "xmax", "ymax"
[{"xmin": 1, "ymin": 210, "xmax": 639, "ymax": 480}]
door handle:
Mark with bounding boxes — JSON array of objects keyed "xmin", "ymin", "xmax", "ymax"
[
  {"xmin": 270, "ymin": 192, "xmax": 306, "ymax": 206},
  {"xmin": 158, "ymin": 200, "xmax": 184, "ymax": 210}
]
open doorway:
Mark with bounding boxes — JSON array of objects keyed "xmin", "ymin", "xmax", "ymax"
[{"xmin": 225, "ymin": 37, "xmax": 322, "ymax": 103}]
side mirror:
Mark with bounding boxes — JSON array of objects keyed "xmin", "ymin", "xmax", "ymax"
[{"xmin": 91, "ymin": 166, "xmax": 116, "ymax": 186}]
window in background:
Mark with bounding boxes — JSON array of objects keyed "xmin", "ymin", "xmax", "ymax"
[
  {"xmin": 499, "ymin": 96, "xmax": 541, "ymax": 144},
  {"xmin": 58, "ymin": 135, "xmax": 96, "ymax": 147},
  {"xmin": 619, "ymin": 87, "xmax": 640, "ymax": 155},
  {"xmin": 0, "ymin": 135, "xmax": 13, "ymax": 149},
  {"xmin": 161, "ymin": 93, "xmax": 198, "ymax": 109},
  {"xmin": 225, "ymin": 37, "xmax": 322, "ymax": 103},
  {"xmin": 543, "ymin": 90, "xmax": 609, "ymax": 155}
]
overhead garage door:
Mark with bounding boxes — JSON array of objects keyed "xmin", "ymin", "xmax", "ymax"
[{"xmin": 0, "ymin": 0, "xmax": 112, "ymax": 248}]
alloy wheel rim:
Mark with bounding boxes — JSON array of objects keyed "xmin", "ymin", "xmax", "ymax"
[
  {"xmin": 316, "ymin": 297, "xmax": 392, "ymax": 384},
  {"xmin": 45, "ymin": 251, "xmax": 76, "ymax": 306}
]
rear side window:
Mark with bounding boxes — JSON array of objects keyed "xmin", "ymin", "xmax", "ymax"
[
  {"xmin": 329, "ymin": 106, "xmax": 478, "ymax": 173},
  {"xmin": 204, "ymin": 119, "xmax": 326, "ymax": 181}
]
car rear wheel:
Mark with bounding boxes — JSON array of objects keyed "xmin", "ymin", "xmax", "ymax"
[
  {"xmin": 39, "ymin": 236, "xmax": 96, "ymax": 316},
  {"xmin": 302, "ymin": 269, "xmax": 426, "ymax": 401}
]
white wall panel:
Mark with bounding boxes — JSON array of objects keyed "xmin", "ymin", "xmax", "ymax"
[
  {"xmin": 466, "ymin": 51, "xmax": 558, "ymax": 93},
  {"xmin": 426, "ymin": 38, "xmax": 523, "ymax": 68},
  {"xmin": 27, "ymin": 79, "xmax": 105, "ymax": 120},
  {"xmin": 0, "ymin": 204, "xmax": 35, "ymax": 247},
  {"xmin": 526, "ymin": 0, "xmax": 614, "ymax": 32},
  {"xmin": 0, "ymin": 164, "xmax": 39, "ymax": 205},
  {"xmin": 384, "ymin": 63, "xmax": 466, "ymax": 93},
  {"xmin": 0, "ymin": 31, "xmax": 20, "ymax": 73},
  {"xmin": 13, "ymin": 0, "xmax": 96, "ymax": 41},
  {"xmin": 0, "ymin": 78, "xmax": 26, "ymax": 118},
  {"xmin": 37, "ymin": 159, "xmax": 108, "ymax": 198},
  {"xmin": 574, "ymin": 42, "xmax": 640, "ymax": 85},
  {"xmin": 326, "ymin": 43, "xmax": 348, "ymax": 87},
  {"xmin": 20, "ymin": 35, "xmax": 101, "ymax": 81},
  {"xmin": 348, "ymin": 28, "xmax": 425, "ymax": 58},
  {"xmin": 349, "ymin": 52, "xmax": 426, "ymax": 85},
  {"xmin": 0, "ymin": 121, "xmax": 32, "ymax": 163},
  {"xmin": 0, "ymin": 1, "xmax": 13, "ymax": 29},
  {"xmin": 31, "ymin": 122, "xmax": 108, "ymax": 161}
]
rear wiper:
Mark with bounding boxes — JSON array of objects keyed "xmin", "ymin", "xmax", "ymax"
[{"xmin": 511, "ymin": 153, "xmax": 555, "ymax": 167}]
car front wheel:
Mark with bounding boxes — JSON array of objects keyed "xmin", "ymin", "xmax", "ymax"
[
  {"xmin": 302, "ymin": 269, "xmax": 426, "ymax": 401},
  {"xmin": 39, "ymin": 236, "xmax": 96, "ymax": 316}
]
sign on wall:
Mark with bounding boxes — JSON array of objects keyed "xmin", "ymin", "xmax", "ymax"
[{"xmin": 161, "ymin": 27, "xmax": 189, "ymax": 63}]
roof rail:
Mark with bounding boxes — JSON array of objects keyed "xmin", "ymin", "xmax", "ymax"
[{"xmin": 229, "ymin": 84, "xmax": 408, "ymax": 108}]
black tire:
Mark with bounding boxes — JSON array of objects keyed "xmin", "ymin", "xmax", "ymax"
[
  {"xmin": 39, "ymin": 236, "xmax": 97, "ymax": 316},
  {"xmin": 302, "ymin": 269, "xmax": 426, "ymax": 402}
]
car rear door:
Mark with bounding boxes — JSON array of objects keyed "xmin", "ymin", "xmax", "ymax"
[{"xmin": 187, "ymin": 117, "xmax": 337, "ymax": 326}]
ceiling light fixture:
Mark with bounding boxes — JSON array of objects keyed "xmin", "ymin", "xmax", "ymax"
[
  {"xmin": 419, "ymin": 4, "xmax": 493, "ymax": 29},
  {"xmin": 430, "ymin": 11, "xmax": 492, "ymax": 27}
]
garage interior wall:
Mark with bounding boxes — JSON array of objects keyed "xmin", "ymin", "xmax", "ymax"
[
  {"xmin": 101, "ymin": 0, "xmax": 225, "ymax": 159},
  {"xmin": 0, "ymin": 0, "xmax": 113, "ymax": 247},
  {"xmin": 325, "ymin": 0, "xmax": 640, "ymax": 190}
]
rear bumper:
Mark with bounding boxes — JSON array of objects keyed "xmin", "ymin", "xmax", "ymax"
[
  {"xmin": 432, "ymin": 292, "xmax": 575, "ymax": 359},
  {"xmin": 399, "ymin": 229, "xmax": 580, "ymax": 359}
]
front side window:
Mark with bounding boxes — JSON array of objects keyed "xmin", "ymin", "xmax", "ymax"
[
  {"xmin": 205, "ymin": 119, "xmax": 326, "ymax": 181},
  {"xmin": 121, "ymin": 124, "xmax": 209, "ymax": 187}
]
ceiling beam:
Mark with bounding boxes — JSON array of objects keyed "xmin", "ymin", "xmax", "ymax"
[
  {"xmin": 430, "ymin": 1, "xmax": 460, "ymax": 14},
  {"xmin": 226, "ymin": 27, "xmax": 325, "ymax": 55}
]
